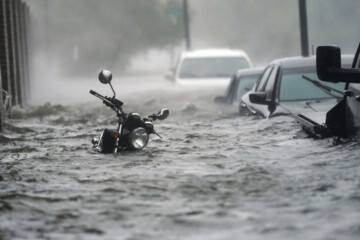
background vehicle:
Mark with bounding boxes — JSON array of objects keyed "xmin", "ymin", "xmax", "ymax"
[
  {"xmin": 239, "ymin": 56, "xmax": 353, "ymax": 118},
  {"xmin": 296, "ymin": 43, "xmax": 360, "ymax": 138},
  {"xmin": 166, "ymin": 48, "xmax": 252, "ymax": 88},
  {"xmin": 214, "ymin": 67, "xmax": 263, "ymax": 105},
  {"xmin": 90, "ymin": 70, "xmax": 169, "ymax": 153}
]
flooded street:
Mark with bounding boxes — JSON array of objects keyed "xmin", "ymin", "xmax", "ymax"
[{"xmin": 1, "ymin": 75, "xmax": 360, "ymax": 240}]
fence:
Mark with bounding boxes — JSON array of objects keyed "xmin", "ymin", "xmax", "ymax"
[{"xmin": 0, "ymin": 0, "xmax": 31, "ymax": 132}]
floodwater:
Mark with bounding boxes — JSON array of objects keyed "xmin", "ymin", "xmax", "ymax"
[{"xmin": 1, "ymin": 75, "xmax": 360, "ymax": 240}]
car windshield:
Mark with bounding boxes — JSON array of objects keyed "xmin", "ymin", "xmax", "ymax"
[
  {"xmin": 236, "ymin": 75, "xmax": 260, "ymax": 100},
  {"xmin": 179, "ymin": 57, "xmax": 250, "ymax": 79},
  {"xmin": 279, "ymin": 68, "xmax": 345, "ymax": 101}
]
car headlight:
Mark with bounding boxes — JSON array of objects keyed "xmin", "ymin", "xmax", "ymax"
[{"xmin": 128, "ymin": 128, "xmax": 149, "ymax": 150}]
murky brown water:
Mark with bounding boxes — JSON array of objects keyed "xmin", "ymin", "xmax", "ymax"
[{"xmin": 1, "ymin": 75, "xmax": 360, "ymax": 240}]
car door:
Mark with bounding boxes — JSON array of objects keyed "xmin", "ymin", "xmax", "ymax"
[
  {"xmin": 263, "ymin": 65, "xmax": 280, "ymax": 116},
  {"xmin": 346, "ymin": 53, "xmax": 360, "ymax": 136},
  {"xmin": 226, "ymin": 74, "xmax": 240, "ymax": 103},
  {"xmin": 241, "ymin": 66, "xmax": 274, "ymax": 117},
  {"xmin": 250, "ymin": 65, "xmax": 280, "ymax": 117}
]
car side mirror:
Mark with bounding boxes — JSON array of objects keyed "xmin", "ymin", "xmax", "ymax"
[
  {"xmin": 214, "ymin": 96, "xmax": 228, "ymax": 104},
  {"xmin": 249, "ymin": 92, "xmax": 268, "ymax": 105},
  {"xmin": 317, "ymin": 45, "xmax": 360, "ymax": 83}
]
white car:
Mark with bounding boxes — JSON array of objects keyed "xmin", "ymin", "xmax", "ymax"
[{"xmin": 166, "ymin": 48, "xmax": 252, "ymax": 88}]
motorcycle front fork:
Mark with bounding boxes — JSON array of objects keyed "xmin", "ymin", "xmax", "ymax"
[{"xmin": 114, "ymin": 123, "xmax": 123, "ymax": 153}]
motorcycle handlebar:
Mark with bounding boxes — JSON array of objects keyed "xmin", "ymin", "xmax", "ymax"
[
  {"xmin": 90, "ymin": 89, "xmax": 114, "ymax": 107},
  {"xmin": 90, "ymin": 90, "xmax": 104, "ymax": 99},
  {"xmin": 90, "ymin": 90, "xmax": 124, "ymax": 113}
]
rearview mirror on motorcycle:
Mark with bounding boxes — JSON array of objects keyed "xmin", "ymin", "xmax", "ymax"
[
  {"xmin": 99, "ymin": 70, "xmax": 116, "ymax": 98},
  {"xmin": 157, "ymin": 108, "xmax": 169, "ymax": 120},
  {"xmin": 99, "ymin": 70, "xmax": 112, "ymax": 84}
]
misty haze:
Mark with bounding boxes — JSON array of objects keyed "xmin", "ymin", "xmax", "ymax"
[{"xmin": 1, "ymin": 0, "xmax": 360, "ymax": 239}]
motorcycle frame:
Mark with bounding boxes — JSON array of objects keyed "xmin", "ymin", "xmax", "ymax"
[{"xmin": 114, "ymin": 120, "xmax": 123, "ymax": 153}]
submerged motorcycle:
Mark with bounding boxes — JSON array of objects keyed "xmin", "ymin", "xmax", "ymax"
[{"xmin": 90, "ymin": 70, "xmax": 169, "ymax": 153}]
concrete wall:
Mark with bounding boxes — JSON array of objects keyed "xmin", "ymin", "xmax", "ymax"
[{"xmin": 0, "ymin": 0, "xmax": 30, "ymax": 131}]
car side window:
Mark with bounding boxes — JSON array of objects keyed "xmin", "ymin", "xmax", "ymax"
[
  {"xmin": 264, "ymin": 66, "xmax": 278, "ymax": 100},
  {"xmin": 348, "ymin": 52, "xmax": 360, "ymax": 91},
  {"xmin": 256, "ymin": 67, "xmax": 273, "ymax": 92}
]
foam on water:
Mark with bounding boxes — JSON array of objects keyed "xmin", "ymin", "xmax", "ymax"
[{"xmin": 1, "ymin": 76, "xmax": 360, "ymax": 240}]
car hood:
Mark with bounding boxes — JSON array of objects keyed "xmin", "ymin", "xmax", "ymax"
[
  {"xmin": 281, "ymin": 99, "xmax": 338, "ymax": 116},
  {"xmin": 282, "ymin": 99, "xmax": 339, "ymax": 135}
]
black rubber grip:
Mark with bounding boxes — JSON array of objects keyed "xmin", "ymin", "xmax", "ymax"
[{"xmin": 90, "ymin": 90, "xmax": 105, "ymax": 99}]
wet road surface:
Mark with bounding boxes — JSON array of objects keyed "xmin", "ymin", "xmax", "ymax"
[{"xmin": 1, "ymin": 75, "xmax": 360, "ymax": 240}]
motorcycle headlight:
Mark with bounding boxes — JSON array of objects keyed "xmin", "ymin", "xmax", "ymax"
[{"xmin": 128, "ymin": 128, "xmax": 149, "ymax": 150}]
